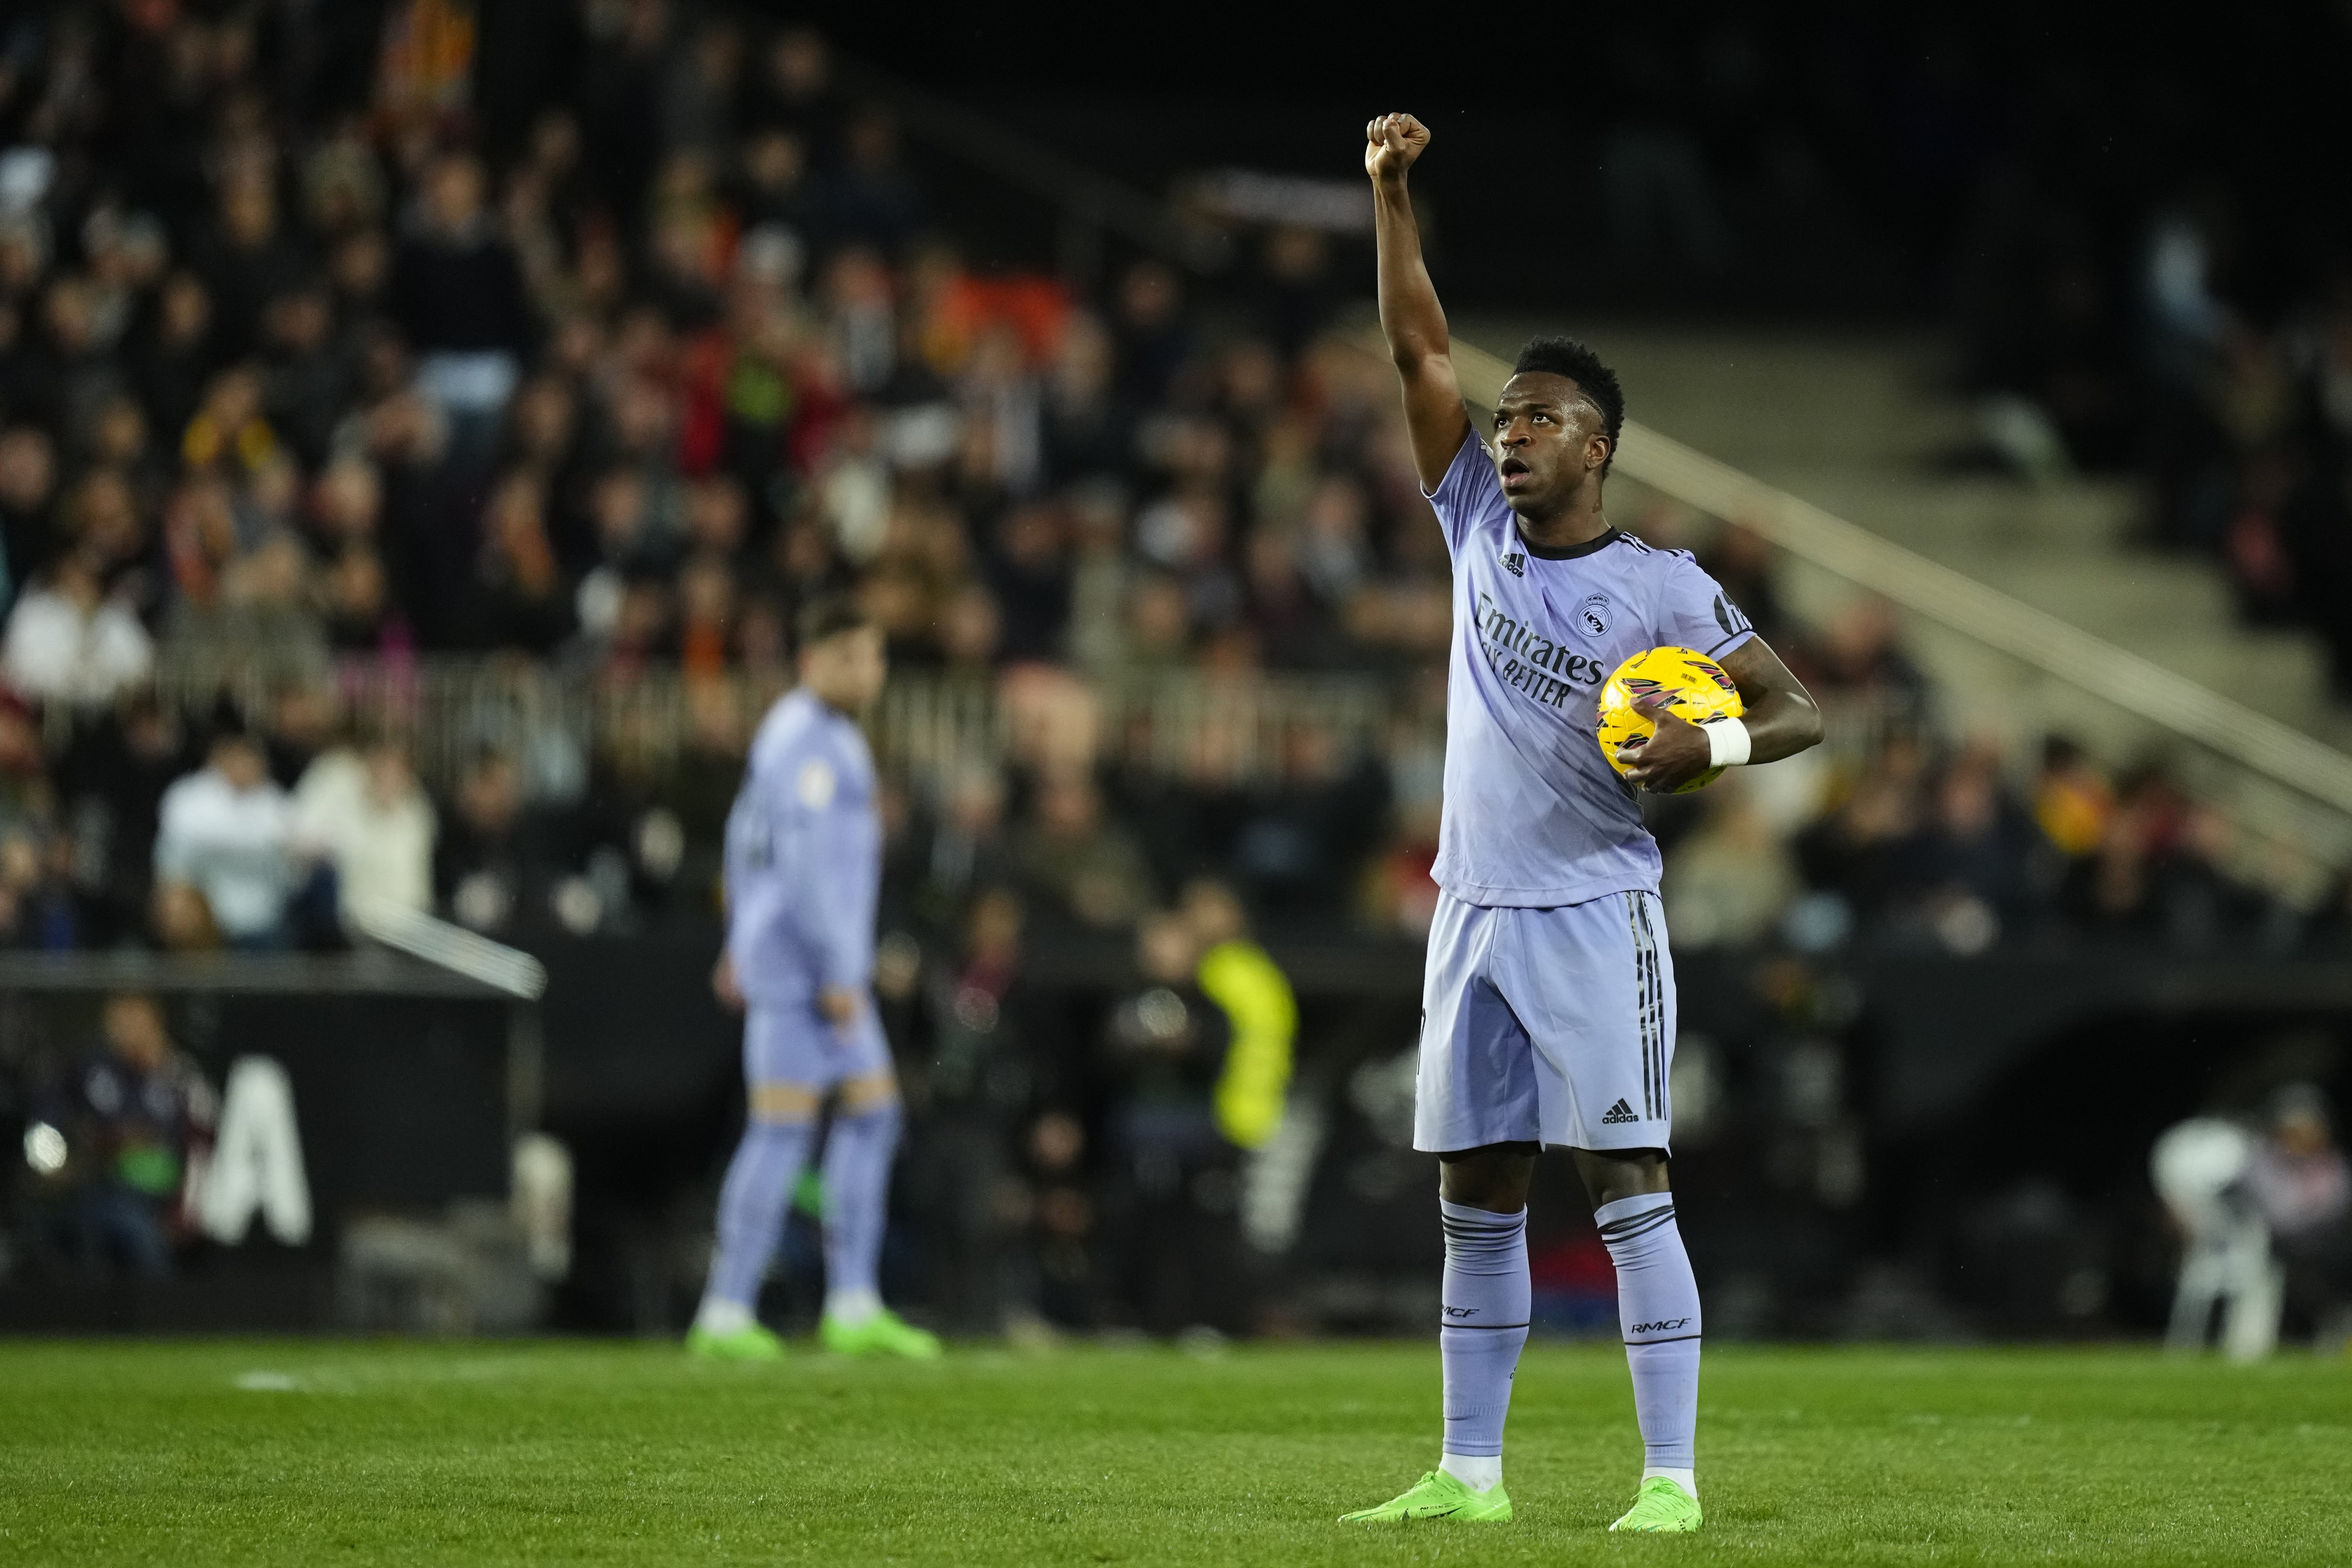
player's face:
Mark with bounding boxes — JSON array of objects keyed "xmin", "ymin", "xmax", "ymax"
[
  {"xmin": 1492, "ymin": 373, "xmax": 1607, "ymax": 515},
  {"xmin": 803, "ymin": 625, "xmax": 889, "ymax": 712}
]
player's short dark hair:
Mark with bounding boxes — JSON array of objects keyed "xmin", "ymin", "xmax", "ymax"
[
  {"xmin": 1512, "ymin": 335, "xmax": 1624, "ymax": 475},
  {"xmin": 795, "ymin": 592, "xmax": 873, "ymax": 652}
]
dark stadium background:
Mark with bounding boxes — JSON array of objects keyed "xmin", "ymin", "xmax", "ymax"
[{"xmin": 0, "ymin": 0, "xmax": 2346, "ymax": 1352}]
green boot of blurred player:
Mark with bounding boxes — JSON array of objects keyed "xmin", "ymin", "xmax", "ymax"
[
  {"xmin": 818, "ymin": 1298, "xmax": 942, "ymax": 1360},
  {"xmin": 686, "ymin": 1299, "xmax": 785, "ymax": 1361}
]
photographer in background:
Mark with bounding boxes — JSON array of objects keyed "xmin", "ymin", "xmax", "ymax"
[
  {"xmin": 1102, "ymin": 909, "xmax": 1237, "ymax": 1336},
  {"xmin": 2247, "ymin": 1083, "xmax": 2352, "ymax": 1345},
  {"xmin": 31, "ymin": 994, "xmax": 215, "ymax": 1279}
]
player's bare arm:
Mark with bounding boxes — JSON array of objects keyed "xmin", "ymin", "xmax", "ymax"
[
  {"xmin": 1368, "ymin": 112, "xmax": 1470, "ymax": 490},
  {"xmin": 1617, "ymin": 637, "xmax": 1822, "ymax": 793}
]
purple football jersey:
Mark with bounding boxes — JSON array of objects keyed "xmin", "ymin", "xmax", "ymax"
[
  {"xmin": 723, "ymin": 687, "xmax": 881, "ymax": 1003},
  {"xmin": 1426, "ymin": 431, "xmax": 1755, "ymax": 907}
]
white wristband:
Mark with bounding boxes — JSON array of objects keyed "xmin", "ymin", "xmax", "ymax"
[{"xmin": 1706, "ymin": 716, "xmax": 1753, "ymax": 768}]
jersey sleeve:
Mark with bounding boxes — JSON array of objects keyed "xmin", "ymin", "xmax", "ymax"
[
  {"xmin": 1423, "ymin": 430, "xmax": 1508, "ymax": 557},
  {"xmin": 1658, "ymin": 553, "xmax": 1758, "ymax": 661}
]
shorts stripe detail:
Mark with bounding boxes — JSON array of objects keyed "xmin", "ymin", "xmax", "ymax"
[
  {"xmin": 1643, "ymin": 894, "xmax": 1660, "ymax": 1119},
  {"xmin": 1628, "ymin": 893, "xmax": 1665, "ymax": 1120},
  {"xmin": 1646, "ymin": 894, "xmax": 1667, "ymax": 1119},
  {"xmin": 1624, "ymin": 896, "xmax": 1649, "ymax": 1119},
  {"xmin": 1644, "ymin": 893, "xmax": 1667, "ymax": 1119}
]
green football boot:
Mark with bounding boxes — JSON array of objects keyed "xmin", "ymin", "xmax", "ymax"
[
  {"xmin": 1339, "ymin": 1470, "xmax": 1513, "ymax": 1525},
  {"xmin": 818, "ymin": 1308, "xmax": 943, "ymax": 1360},
  {"xmin": 685, "ymin": 1322, "xmax": 785, "ymax": 1361},
  {"xmin": 1609, "ymin": 1476, "xmax": 1702, "ymax": 1533}
]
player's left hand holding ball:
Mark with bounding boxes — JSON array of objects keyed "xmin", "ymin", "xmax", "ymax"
[
  {"xmin": 1616, "ymin": 692, "xmax": 1713, "ymax": 792},
  {"xmin": 1598, "ymin": 645, "xmax": 1748, "ymax": 793}
]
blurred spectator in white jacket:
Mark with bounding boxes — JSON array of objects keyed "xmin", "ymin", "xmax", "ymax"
[
  {"xmin": 152, "ymin": 729, "xmax": 296, "ymax": 948},
  {"xmin": 2, "ymin": 550, "xmax": 152, "ymax": 706},
  {"xmin": 292, "ymin": 734, "xmax": 436, "ymax": 918}
]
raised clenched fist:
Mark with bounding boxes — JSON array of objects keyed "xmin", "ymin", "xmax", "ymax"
[{"xmin": 1364, "ymin": 112, "xmax": 1431, "ymax": 184}]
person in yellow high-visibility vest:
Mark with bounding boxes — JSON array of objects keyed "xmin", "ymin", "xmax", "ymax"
[{"xmin": 1180, "ymin": 879, "xmax": 1295, "ymax": 1151}]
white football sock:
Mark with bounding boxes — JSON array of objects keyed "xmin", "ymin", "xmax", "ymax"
[
  {"xmin": 1643, "ymin": 1466, "xmax": 1697, "ymax": 1497},
  {"xmin": 824, "ymin": 1285, "xmax": 881, "ymax": 1325},
  {"xmin": 694, "ymin": 1297, "xmax": 753, "ymax": 1335},
  {"xmin": 1440, "ymin": 1453, "xmax": 1502, "ymax": 1492}
]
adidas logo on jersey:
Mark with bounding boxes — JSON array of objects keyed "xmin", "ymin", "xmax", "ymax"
[
  {"xmin": 1499, "ymin": 549, "xmax": 1526, "ymax": 577},
  {"xmin": 1601, "ymin": 1098, "xmax": 1640, "ymax": 1124}
]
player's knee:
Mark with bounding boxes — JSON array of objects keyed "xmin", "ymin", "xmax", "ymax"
[
  {"xmin": 836, "ymin": 1072, "xmax": 900, "ymax": 1117},
  {"xmin": 1571, "ymin": 1145, "xmax": 1670, "ymax": 1208},
  {"xmin": 748, "ymin": 1082, "xmax": 821, "ymax": 1125},
  {"xmin": 1438, "ymin": 1142, "xmax": 1538, "ymax": 1212}
]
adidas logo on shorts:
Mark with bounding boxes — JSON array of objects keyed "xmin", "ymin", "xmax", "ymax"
[{"xmin": 1600, "ymin": 1098, "xmax": 1639, "ymax": 1125}]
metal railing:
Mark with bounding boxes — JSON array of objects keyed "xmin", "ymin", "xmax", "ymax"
[
  {"xmin": 143, "ymin": 653, "xmax": 1912, "ymax": 804},
  {"xmin": 149, "ymin": 658, "xmax": 1405, "ymax": 793}
]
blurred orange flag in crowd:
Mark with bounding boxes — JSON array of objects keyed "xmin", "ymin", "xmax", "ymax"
[
  {"xmin": 376, "ymin": 0, "xmax": 477, "ymax": 125},
  {"xmin": 922, "ymin": 275, "xmax": 1070, "ymax": 373}
]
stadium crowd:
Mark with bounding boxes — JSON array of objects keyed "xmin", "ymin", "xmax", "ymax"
[
  {"xmin": 0, "ymin": 6, "xmax": 2332, "ymax": 968},
  {"xmin": 0, "ymin": 4, "xmax": 2349, "ymax": 1332}
]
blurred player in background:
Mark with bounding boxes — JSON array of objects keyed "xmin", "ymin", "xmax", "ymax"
[
  {"xmin": 1339, "ymin": 113, "xmax": 1822, "ymax": 1532},
  {"xmin": 688, "ymin": 596, "xmax": 940, "ymax": 1361}
]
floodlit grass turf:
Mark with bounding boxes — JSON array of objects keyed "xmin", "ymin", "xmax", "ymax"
[{"xmin": 1, "ymin": 1340, "xmax": 2348, "ymax": 1566}]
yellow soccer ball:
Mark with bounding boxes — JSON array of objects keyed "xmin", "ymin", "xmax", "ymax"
[{"xmin": 1595, "ymin": 645, "xmax": 1745, "ymax": 793}]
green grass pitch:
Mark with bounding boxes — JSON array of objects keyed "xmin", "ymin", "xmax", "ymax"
[{"xmin": 3, "ymin": 1339, "xmax": 2348, "ymax": 1565}]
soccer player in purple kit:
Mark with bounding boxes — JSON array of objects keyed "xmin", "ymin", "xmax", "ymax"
[
  {"xmin": 688, "ymin": 596, "xmax": 940, "ymax": 1361},
  {"xmin": 1339, "ymin": 113, "xmax": 1823, "ymax": 1532}
]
